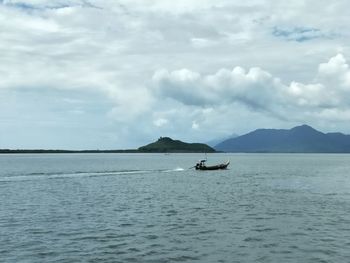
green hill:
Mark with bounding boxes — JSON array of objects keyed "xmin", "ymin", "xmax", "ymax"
[{"xmin": 138, "ymin": 137, "xmax": 215, "ymax": 153}]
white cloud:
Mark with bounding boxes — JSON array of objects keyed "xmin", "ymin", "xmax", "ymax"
[
  {"xmin": 152, "ymin": 65, "xmax": 282, "ymax": 111},
  {"xmin": 191, "ymin": 121, "xmax": 199, "ymax": 130},
  {"xmin": 318, "ymin": 54, "xmax": 350, "ymax": 88},
  {"xmin": 153, "ymin": 118, "xmax": 168, "ymax": 127},
  {"xmin": 191, "ymin": 38, "xmax": 216, "ymax": 48},
  {"xmin": 152, "ymin": 54, "xmax": 350, "ymax": 124}
]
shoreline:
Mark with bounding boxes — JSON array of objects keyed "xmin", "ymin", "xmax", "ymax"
[
  {"xmin": 0, "ymin": 149, "xmax": 215, "ymax": 154},
  {"xmin": 2, "ymin": 150, "xmax": 350, "ymax": 154}
]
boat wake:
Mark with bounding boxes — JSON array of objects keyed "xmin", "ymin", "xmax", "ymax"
[
  {"xmin": 0, "ymin": 167, "xmax": 187, "ymax": 182},
  {"xmin": 164, "ymin": 167, "xmax": 185, "ymax": 172}
]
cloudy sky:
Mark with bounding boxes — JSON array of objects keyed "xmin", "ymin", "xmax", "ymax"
[{"xmin": 1, "ymin": 0, "xmax": 350, "ymax": 149}]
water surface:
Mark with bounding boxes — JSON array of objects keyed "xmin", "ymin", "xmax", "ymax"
[{"xmin": 1, "ymin": 153, "xmax": 350, "ymax": 262}]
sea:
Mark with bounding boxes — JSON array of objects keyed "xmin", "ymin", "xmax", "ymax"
[{"xmin": 1, "ymin": 153, "xmax": 350, "ymax": 263}]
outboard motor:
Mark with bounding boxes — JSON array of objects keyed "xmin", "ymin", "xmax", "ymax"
[{"xmin": 195, "ymin": 163, "xmax": 200, "ymax": 170}]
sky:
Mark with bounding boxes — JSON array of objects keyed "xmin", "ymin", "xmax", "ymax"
[{"xmin": 1, "ymin": 0, "xmax": 350, "ymax": 149}]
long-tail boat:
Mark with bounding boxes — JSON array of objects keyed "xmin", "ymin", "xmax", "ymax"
[{"xmin": 195, "ymin": 159, "xmax": 230, "ymax": 170}]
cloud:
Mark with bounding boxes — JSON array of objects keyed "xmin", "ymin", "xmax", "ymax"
[
  {"xmin": 318, "ymin": 54, "xmax": 350, "ymax": 89},
  {"xmin": 152, "ymin": 54, "xmax": 350, "ymax": 118},
  {"xmin": 2, "ymin": 0, "xmax": 92, "ymax": 9},
  {"xmin": 272, "ymin": 26, "xmax": 334, "ymax": 42},
  {"xmin": 2, "ymin": 0, "xmax": 350, "ymax": 148},
  {"xmin": 153, "ymin": 118, "xmax": 168, "ymax": 127},
  {"xmin": 152, "ymin": 65, "xmax": 282, "ymax": 113}
]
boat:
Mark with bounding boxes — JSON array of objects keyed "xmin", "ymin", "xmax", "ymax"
[{"xmin": 195, "ymin": 159, "xmax": 230, "ymax": 170}]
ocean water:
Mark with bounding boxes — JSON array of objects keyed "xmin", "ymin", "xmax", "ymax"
[{"xmin": 1, "ymin": 153, "xmax": 350, "ymax": 263}]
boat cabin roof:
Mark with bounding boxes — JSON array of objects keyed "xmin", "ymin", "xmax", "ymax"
[{"xmin": 200, "ymin": 159, "xmax": 207, "ymax": 163}]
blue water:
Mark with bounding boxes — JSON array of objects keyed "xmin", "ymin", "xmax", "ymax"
[{"xmin": 1, "ymin": 153, "xmax": 350, "ymax": 262}]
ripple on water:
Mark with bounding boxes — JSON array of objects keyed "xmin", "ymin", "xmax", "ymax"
[
  {"xmin": 119, "ymin": 223, "xmax": 134, "ymax": 227},
  {"xmin": 144, "ymin": 234, "xmax": 158, "ymax": 240},
  {"xmin": 244, "ymin": 236, "xmax": 264, "ymax": 242},
  {"xmin": 106, "ymin": 243, "xmax": 128, "ymax": 250},
  {"xmin": 166, "ymin": 255, "xmax": 201, "ymax": 261},
  {"xmin": 166, "ymin": 209, "xmax": 178, "ymax": 216},
  {"xmin": 262, "ymin": 243, "xmax": 278, "ymax": 248},
  {"xmin": 252, "ymin": 227, "xmax": 276, "ymax": 233}
]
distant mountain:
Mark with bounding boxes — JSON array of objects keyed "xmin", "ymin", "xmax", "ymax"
[
  {"xmin": 206, "ymin": 133, "xmax": 239, "ymax": 147},
  {"xmin": 139, "ymin": 137, "xmax": 215, "ymax": 153},
  {"xmin": 215, "ymin": 125, "xmax": 350, "ymax": 153}
]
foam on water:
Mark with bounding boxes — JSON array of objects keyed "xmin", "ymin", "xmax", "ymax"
[{"xmin": 0, "ymin": 168, "xmax": 187, "ymax": 182}]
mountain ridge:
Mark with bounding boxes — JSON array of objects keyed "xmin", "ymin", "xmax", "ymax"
[{"xmin": 215, "ymin": 125, "xmax": 350, "ymax": 153}]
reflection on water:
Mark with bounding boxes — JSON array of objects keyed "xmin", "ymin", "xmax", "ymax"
[{"xmin": 1, "ymin": 153, "xmax": 350, "ymax": 262}]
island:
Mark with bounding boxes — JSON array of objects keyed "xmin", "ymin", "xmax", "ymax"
[{"xmin": 138, "ymin": 137, "xmax": 215, "ymax": 153}]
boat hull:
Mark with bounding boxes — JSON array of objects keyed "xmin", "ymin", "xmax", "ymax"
[{"xmin": 195, "ymin": 161, "xmax": 229, "ymax": 170}]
